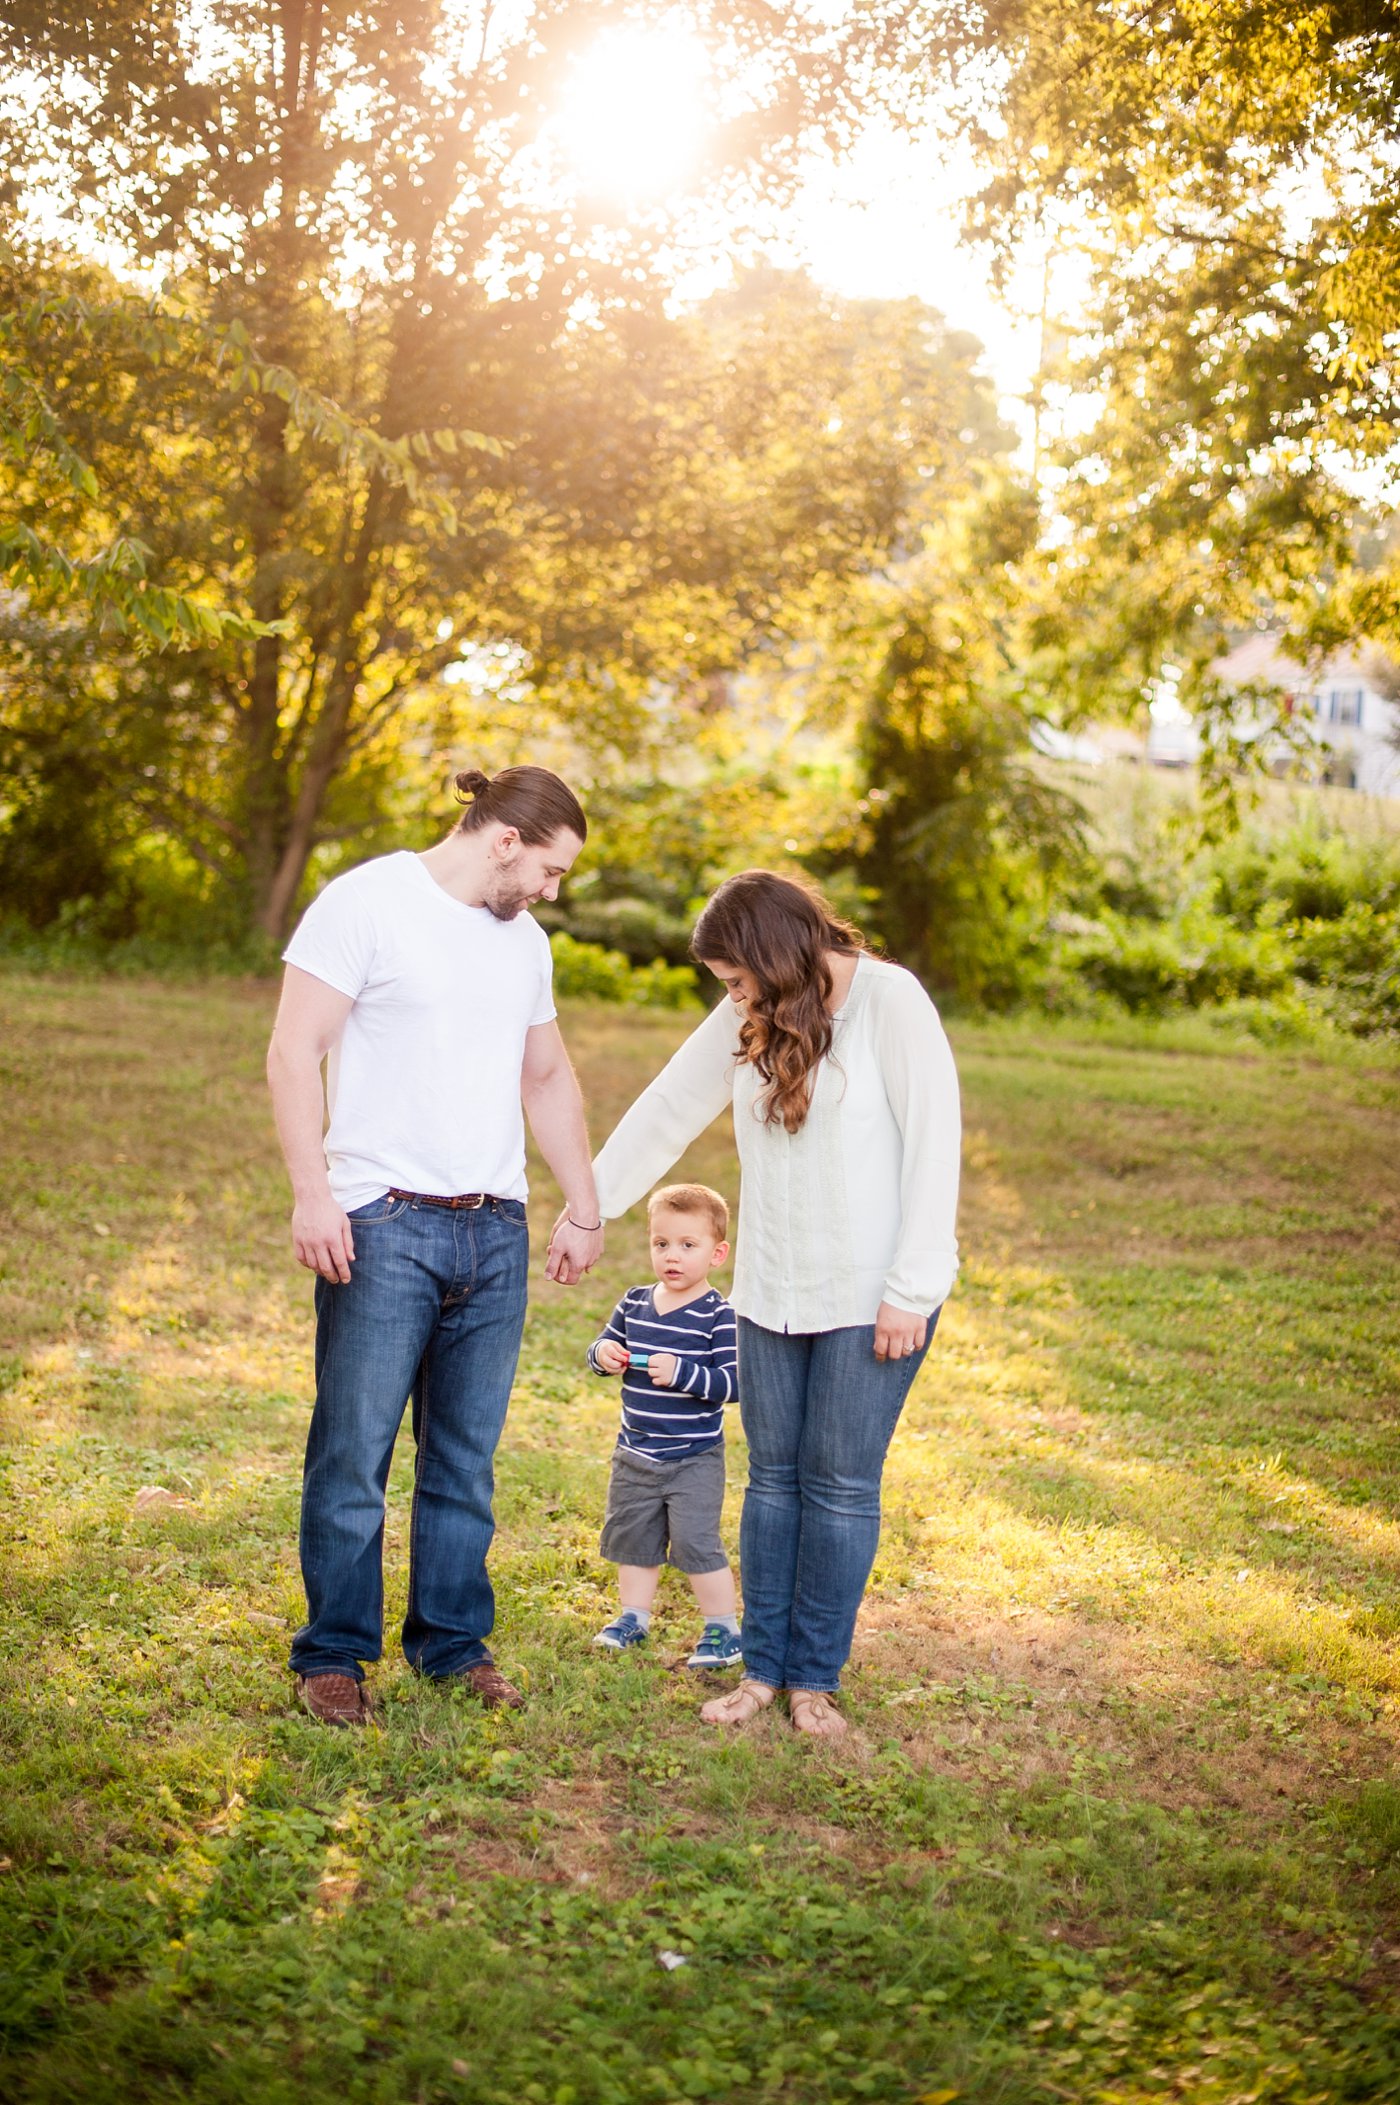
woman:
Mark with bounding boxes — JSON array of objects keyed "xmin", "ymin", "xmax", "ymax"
[{"xmin": 590, "ymin": 870, "xmax": 960, "ymax": 1737}]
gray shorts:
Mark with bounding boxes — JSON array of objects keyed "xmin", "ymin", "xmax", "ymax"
[{"xmin": 599, "ymin": 1443, "xmax": 728, "ymax": 1574}]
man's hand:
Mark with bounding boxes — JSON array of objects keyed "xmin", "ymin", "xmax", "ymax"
[
  {"xmin": 524, "ymin": 1028, "xmax": 605, "ymax": 1287},
  {"xmin": 546, "ymin": 1208, "xmax": 604, "ymax": 1286},
  {"xmin": 594, "ymin": 1339, "xmax": 629, "ymax": 1374},
  {"xmin": 647, "ymin": 1352, "xmax": 678, "ymax": 1388},
  {"xmin": 293, "ymin": 1193, "xmax": 356, "ymax": 1284},
  {"xmin": 873, "ymin": 1301, "xmax": 927, "ymax": 1362}
]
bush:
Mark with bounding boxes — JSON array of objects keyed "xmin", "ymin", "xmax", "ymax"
[
  {"xmin": 1291, "ymin": 903, "xmax": 1400, "ymax": 1034},
  {"xmin": 1207, "ymin": 824, "xmax": 1400, "ymax": 928},
  {"xmin": 1054, "ymin": 805, "xmax": 1400, "ymax": 1037},
  {"xmin": 537, "ymin": 894, "xmax": 696, "ymax": 968},
  {"xmin": 1208, "ymin": 991, "xmax": 1333, "ymax": 1045},
  {"xmin": 548, "ymin": 932, "xmax": 699, "ymax": 1009},
  {"xmin": 1065, "ymin": 907, "xmax": 1293, "ymax": 1012},
  {"xmin": 0, "ymin": 907, "xmax": 279, "ymax": 978}
]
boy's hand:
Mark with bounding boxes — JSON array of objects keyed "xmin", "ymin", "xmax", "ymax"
[
  {"xmin": 595, "ymin": 1340, "xmax": 629, "ymax": 1374},
  {"xmin": 647, "ymin": 1353, "xmax": 678, "ymax": 1387}
]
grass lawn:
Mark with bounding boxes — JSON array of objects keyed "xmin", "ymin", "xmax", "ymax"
[{"xmin": 2, "ymin": 971, "xmax": 1399, "ymax": 2104}]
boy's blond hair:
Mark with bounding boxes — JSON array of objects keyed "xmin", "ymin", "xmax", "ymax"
[{"xmin": 648, "ymin": 1182, "xmax": 729, "ymax": 1241}]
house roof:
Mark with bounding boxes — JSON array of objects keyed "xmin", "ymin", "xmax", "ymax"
[{"xmin": 1212, "ymin": 630, "xmax": 1395, "ymax": 693}]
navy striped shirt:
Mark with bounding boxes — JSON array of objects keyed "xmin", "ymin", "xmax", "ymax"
[{"xmin": 588, "ymin": 1285, "xmax": 738, "ymax": 1461}]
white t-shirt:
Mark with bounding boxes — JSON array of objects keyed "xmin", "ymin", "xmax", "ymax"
[{"xmin": 282, "ymin": 851, "xmax": 556, "ymax": 1211}]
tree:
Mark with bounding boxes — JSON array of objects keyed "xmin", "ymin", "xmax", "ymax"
[
  {"xmin": 0, "ymin": 1, "xmax": 915, "ymax": 939},
  {"xmin": 799, "ymin": 483, "xmax": 1086, "ymax": 1004},
  {"xmin": 0, "ymin": 256, "xmax": 498, "ymax": 643},
  {"xmin": 888, "ymin": 2, "xmax": 1400, "ymax": 721}
]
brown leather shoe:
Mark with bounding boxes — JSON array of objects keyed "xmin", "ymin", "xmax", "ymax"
[
  {"xmin": 456, "ymin": 1660, "xmax": 525, "ymax": 1711},
  {"xmin": 296, "ymin": 1672, "xmax": 371, "ymax": 1727}
]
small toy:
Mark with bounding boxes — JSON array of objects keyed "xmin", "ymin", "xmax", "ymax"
[{"xmin": 627, "ymin": 1351, "xmax": 651, "ymax": 1369}]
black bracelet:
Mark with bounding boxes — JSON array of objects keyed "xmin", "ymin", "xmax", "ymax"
[{"xmin": 568, "ymin": 1216, "xmax": 603, "ymax": 1232}]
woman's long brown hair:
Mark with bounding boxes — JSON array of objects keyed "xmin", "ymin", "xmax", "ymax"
[{"xmin": 691, "ymin": 870, "xmax": 864, "ymax": 1134}]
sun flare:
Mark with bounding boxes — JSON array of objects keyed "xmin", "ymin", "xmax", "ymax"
[{"xmin": 550, "ymin": 25, "xmax": 712, "ymax": 205}]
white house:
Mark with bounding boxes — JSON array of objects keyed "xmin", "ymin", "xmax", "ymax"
[{"xmin": 1211, "ymin": 632, "xmax": 1400, "ymax": 797}]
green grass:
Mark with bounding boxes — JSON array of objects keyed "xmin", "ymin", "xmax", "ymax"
[{"xmin": 2, "ymin": 972, "xmax": 1399, "ymax": 2104}]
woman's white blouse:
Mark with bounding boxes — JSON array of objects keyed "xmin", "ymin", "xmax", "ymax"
[{"xmin": 592, "ymin": 955, "xmax": 961, "ymax": 1333}]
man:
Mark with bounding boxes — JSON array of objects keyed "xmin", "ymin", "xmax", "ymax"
[{"xmin": 267, "ymin": 764, "xmax": 605, "ymax": 1725}]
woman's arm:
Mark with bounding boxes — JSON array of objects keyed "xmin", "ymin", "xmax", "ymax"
[
  {"xmin": 593, "ymin": 999, "xmax": 738, "ymax": 1218},
  {"xmin": 874, "ymin": 971, "xmax": 962, "ymax": 1318}
]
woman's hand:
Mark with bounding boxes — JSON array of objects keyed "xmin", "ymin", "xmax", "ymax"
[{"xmin": 873, "ymin": 1301, "xmax": 927, "ymax": 1362}]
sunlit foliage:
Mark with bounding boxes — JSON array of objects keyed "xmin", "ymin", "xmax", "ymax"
[
  {"xmin": 1, "ymin": 2, "xmax": 986, "ymax": 937},
  {"xmin": 892, "ymin": 2, "xmax": 1400, "ymax": 718}
]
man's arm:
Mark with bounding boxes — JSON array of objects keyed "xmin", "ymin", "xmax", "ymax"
[
  {"xmin": 266, "ymin": 965, "xmax": 356, "ymax": 1283},
  {"xmin": 521, "ymin": 1019, "xmax": 604, "ymax": 1286}
]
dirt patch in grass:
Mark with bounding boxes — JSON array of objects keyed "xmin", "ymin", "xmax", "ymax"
[
  {"xmin": 434, "ymin": 1834, "xmax": 570, "ymax": 1884},
  {"xmin": 423, "ymin": 1780, "xmax": 657, "ymax": 1898},
  {"xmin": 855, "ymin": 1601, "xmax": 1400, "ymax": 1828}
]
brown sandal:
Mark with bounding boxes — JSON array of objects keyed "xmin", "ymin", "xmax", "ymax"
[
  {"xmin": 700, "ymin": 1677, "xmax": 776, "ymax": 1726},
  {"xmin": 788, "ymin": 1689, "xmax": 848, "ymax": 1739}
]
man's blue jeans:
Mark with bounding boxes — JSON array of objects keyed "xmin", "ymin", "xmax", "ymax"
[
  {"xmin": 736, "ymin": 1314, "xmax": 937, "ymax": 1694},
  {"xmin": 288, "ymin": 1193, "xmax": 529, "ymax": 1685}
]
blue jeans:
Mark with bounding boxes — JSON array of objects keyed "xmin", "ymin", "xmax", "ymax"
[
  {"xmin": 289, "ymin": 1193, "xmax": 529, "ymax": 1684},
  {"xmin": 736, "ymin": 1314, "xmax": 937, "ymax": 1693}
]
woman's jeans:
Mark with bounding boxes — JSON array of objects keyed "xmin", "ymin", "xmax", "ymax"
[
  {"xmin": 736, "ymin": 1314, "xmax": 937, "ymax": 1693},
  {"xmin": 288, "ymin": 1193, "xmax": 529, "ymax": 1685}
]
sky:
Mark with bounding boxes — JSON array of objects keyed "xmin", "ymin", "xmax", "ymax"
[
  {"xmin": 543, "ymin": 23, "xmax": 1072, "ymax": 458},
  {"xmin": 782, "ymin": 123, "xmax": 1045, "ymax": 418}
]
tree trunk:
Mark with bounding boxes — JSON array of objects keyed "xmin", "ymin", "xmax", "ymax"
[{"xmin": 253, "ymin": 477, "xmax": 394, "ymax": 940}]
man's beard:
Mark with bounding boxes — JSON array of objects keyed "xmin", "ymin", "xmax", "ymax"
[{"xmin": 483, "ymin": 873, "xmax": 531, "ymax": 922}]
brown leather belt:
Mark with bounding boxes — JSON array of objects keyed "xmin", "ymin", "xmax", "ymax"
[{"xmin": 386, "ymin": 1187, "xmax": 493, "ymax": 1210}]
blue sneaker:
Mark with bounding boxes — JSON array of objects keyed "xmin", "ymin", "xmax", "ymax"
[
  {"xmin": 593, "ymin": 1611, "xmax": 649, "ymax": 1652},
  {"xmin": 686, "ymin": 1622, "xmax": 744, "ymax": 1670}
]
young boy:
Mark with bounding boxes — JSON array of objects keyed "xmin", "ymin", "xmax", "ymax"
[{"xmin": 587, "ymin": 1183, "xmax": 742, "ymax": 1668}]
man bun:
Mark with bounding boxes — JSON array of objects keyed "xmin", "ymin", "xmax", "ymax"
[{"xmin": 451, "ymin": 762, "xmax": 588, "ymax": 845}]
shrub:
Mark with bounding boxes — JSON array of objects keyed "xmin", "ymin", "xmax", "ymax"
[
  {"xmin": 1065, "ymin": 908, "xmax": 1293, "ymax": 1012},
  {"xmin": 537, "ymin": 894, "xmax": 696, "ymax": 968},
  {"xmin": 1291, "ymin": 903, "xmax": 1400, "ymax": 1034},
  {"xmin": 548, "ymin": 932, "xmax": 699, "ymax": 1009},
  {"xmin": 1207, "ymin": 824, "xmax": 1400, "ymax": 928},
  {"xmin": 0, "ymin": 907, "xmax": 279, "ymax": 977}
]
